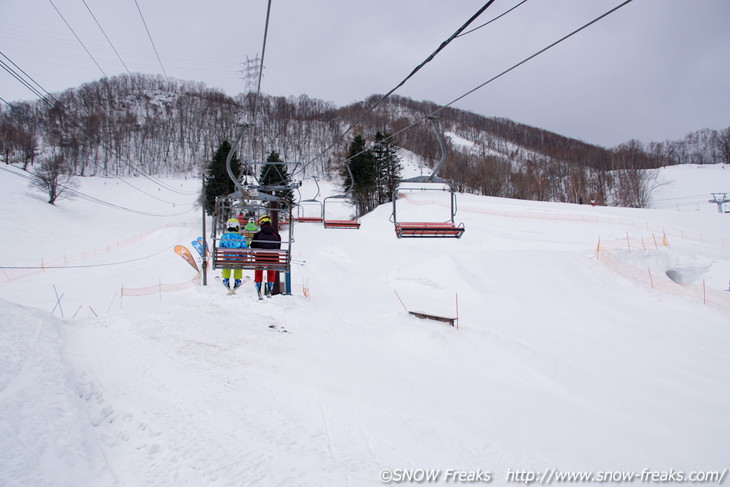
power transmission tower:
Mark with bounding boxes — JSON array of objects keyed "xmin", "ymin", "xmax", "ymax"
[{"xmin": 241, "ymin": 55, "xmax": 263, "ymax": 93}]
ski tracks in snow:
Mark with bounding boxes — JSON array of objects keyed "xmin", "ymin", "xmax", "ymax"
[
  {"xmin": 63, "ymin": 296, "xmax": 377, "ymax": 486},
  {"xmin": 314, "ymin": 385, "xmax": 381, "ymax": 486},
  {"xmin": 63, "ymin": 312, "xmax": 280, "ymax": 485}
]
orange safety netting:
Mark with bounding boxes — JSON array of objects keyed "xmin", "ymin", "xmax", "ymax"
[
  {"xmin": 1, "ymin": 224, "xmax": 188, "ymax": 284},
  {"xmin": 596, "ymin": 248, "xmax": 730, "ymax": 310},
  {"xmin": 121, "ymin": 274, "xmax": 201, "ymax": 297},
  {"xmin": 402, "ymin": 195, "xmax": 729, "ymax": 249}
]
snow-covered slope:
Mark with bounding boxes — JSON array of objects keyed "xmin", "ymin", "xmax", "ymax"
[{"xmin": 1, "ymin": 164, "xmax": 729, "ymax": 486}]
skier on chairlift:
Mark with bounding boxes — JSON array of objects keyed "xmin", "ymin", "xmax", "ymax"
[
  {"xmin": 219, "ymin": 218, "xmax": 248, "ymax": 292},
  {"xmin": 242, "ymin": 217, "xmax": 259, "ymax": 245},
  {"xmin": 250, "ymin": 215, "xmax": 281, "ymax": 299}
]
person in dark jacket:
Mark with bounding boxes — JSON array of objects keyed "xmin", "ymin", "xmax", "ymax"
[{"xmin": 250, "ymin": 215, "xmax": 281, "ymax": 298}]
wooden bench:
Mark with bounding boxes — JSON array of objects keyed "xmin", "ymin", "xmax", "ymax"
[
  {"xmin": 212, "ymin": 248, "xmax": 290, "ymax": 272},
  {"xmin": 395, "ymin": 222, "xmax": 465, "ymax": 239},
  {"xmin": 323, "ymin": 219, "xmax": 361, "ymax": 229}
]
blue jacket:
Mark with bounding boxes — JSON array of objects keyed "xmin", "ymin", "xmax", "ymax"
[{"xmin": 219, "ymin": 231, "xmax": 248, "ymax": 249}]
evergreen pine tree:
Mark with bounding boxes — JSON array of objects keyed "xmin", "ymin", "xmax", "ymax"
[
  {"xmin": 373, "ymin": 131, "xmax": 402, "ymax": 205},
  {"xmin": 343, "ymin": 134, "xmax": 377, "ymax": 215},
  {"xmin": 259, "ymin": 151, "xmax": 294, "ymax": 205},
  {"xmin": 204, "ymin": 140, "xmax": 241, "ymax": 215}
]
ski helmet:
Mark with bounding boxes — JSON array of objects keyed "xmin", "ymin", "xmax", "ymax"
[
  {"xmin": 226, "ymin": 218, "xmax": 240, "ymax": 230},
  {"xmin": 258, "ymin": 215, "xmax": 272, "ymax": 225}
]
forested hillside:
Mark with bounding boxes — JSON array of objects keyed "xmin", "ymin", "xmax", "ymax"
[{"xmin": 2, "ymin": 73, "xmax": 728, "ymax": 207}]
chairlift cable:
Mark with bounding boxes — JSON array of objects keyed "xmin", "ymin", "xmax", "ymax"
[
  {"xmin": 328, "ymin": 0, "xmax": 637, "ymax": 179},
  {"xmin": 226, "ymin": 0, "xmax": 273, "ymax": 193},
  {"xmin": 456, "ymin": 0, "xmax": 530, "ymax": 38},
  {"xmin": 435, "ymin": 0, "xmax": 636, "ymax": 116},
  {"xmin": 293, "ymin": 0, "xmax": 498, "ymax": 179}
]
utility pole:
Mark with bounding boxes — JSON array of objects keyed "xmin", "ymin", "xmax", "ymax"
[
  {"xmin": 270, "ymin": 198, "xmax": 281, "ymax": 296},
  {"xmin": 201, "ymin": 175, "xmax": 210, "ymax": 285}
]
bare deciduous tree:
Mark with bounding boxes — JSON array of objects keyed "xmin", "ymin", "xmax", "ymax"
[
  {"xmin": 717, "ymin": 128, "xmax": 730, "ymax": 164},
  {"xmin": 31, "ymin": 154, "xmax": 77, "ymax": 205}
]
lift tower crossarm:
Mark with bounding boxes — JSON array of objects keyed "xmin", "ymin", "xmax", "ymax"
[{"xmin": 709, "ymin": 192, "xmax": 729, "ymax": 213}]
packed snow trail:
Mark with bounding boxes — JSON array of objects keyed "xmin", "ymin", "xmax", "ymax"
[{"xmin": 1, "ymin": 168, "xmax": 729, "ymax": 486}]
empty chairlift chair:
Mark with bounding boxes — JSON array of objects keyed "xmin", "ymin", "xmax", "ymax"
[
  {"xmin": 392, "ymin": 181, "xmax": 465, "ymax": 238},
  {"xmin": 390, "ymin": 117, "xmax": 465, "ymax": 239},
  {"xmin": 322, "ymin": 194, "xmax": 361, "ymax": 229},
  {"xmin": 293, "ymin": 177, "xmax": 324, "ymax": 223}
]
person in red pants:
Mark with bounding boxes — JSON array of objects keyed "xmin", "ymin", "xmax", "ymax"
[{"xmin": 250, "ymin": 215, "xmax": 281, "ymax": 299}]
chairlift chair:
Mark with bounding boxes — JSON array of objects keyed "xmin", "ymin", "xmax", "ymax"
[
  {"xmin": 210, "ymin": 197, "xmax": 293, "ymax": 274},
  {"xmin": 293, "ymin": 177, "xmax": 324, "ymax": 223},
  {"xmin": 390, "ymin": 117, "xmax": 465, "ymax": 239},
  {"xmin": 211, "ymin": 199, "xmax": 292, "ymax": 272},
  {"xmin": 321, "ymin": 161, "xmax": 360, "ymax": 229},
  {"xmin": 212, "ymin": 123, "xmax": 302, "ymax": 294},
  {"xmin": 392, "ymin": 180, "xmax": 464, "ymax": 238},
  {"xmin": 322, "ymin": 194, "xmax": 361, "ymax": 229}
]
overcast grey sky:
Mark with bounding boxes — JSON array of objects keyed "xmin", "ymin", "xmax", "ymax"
[{"xmin": 1, "ymin": 0, "xmax": 728, "ymax": 148}]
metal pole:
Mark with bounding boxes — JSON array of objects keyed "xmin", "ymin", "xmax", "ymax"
[
  {"xmin": 271, "ymin": 199, "xmax": 281, "ymax": 296},
  {"xmin": 201, "ymin": 175, "xmax": 208, "ymax": 286},
  {"xmin": 427, "ymin": 117, "xmax": 447, "ymax": 182}
]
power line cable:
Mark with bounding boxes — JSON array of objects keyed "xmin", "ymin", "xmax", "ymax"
[
  {"xmin": 0, "ymin": 94, "xmax": 195, "ymax": 207},
  {"xmin": 81, "ymin": 0, "xmax": 133, "ymax": 75},
  {"xmin": 0, "ymin": 60, "xmax": 46, "ymax": 100},
  {"xmin": 0, "ymin": 92, "xmax": 185, "ymax": 204},
  {"xmin": 0, "ymin": 165, "xmax": 195, "ymax": 217},
  {"xmin": 0, "ymin": 51, "xmax": 193, "ymax": 196},
  {"xmin": 0, "ymin": 54, "xmax": 56, "ymax": 105},
  {"xmin": 134, "ymin": 0, "xmax": 168, "ymax": 80},
  {"xmin": 62, "ymin": 185, "xmax": 194, "ymax": 216},
  {"xmin": 47, "ymin": 0, "xmax": 108, "ymax": 78}
]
